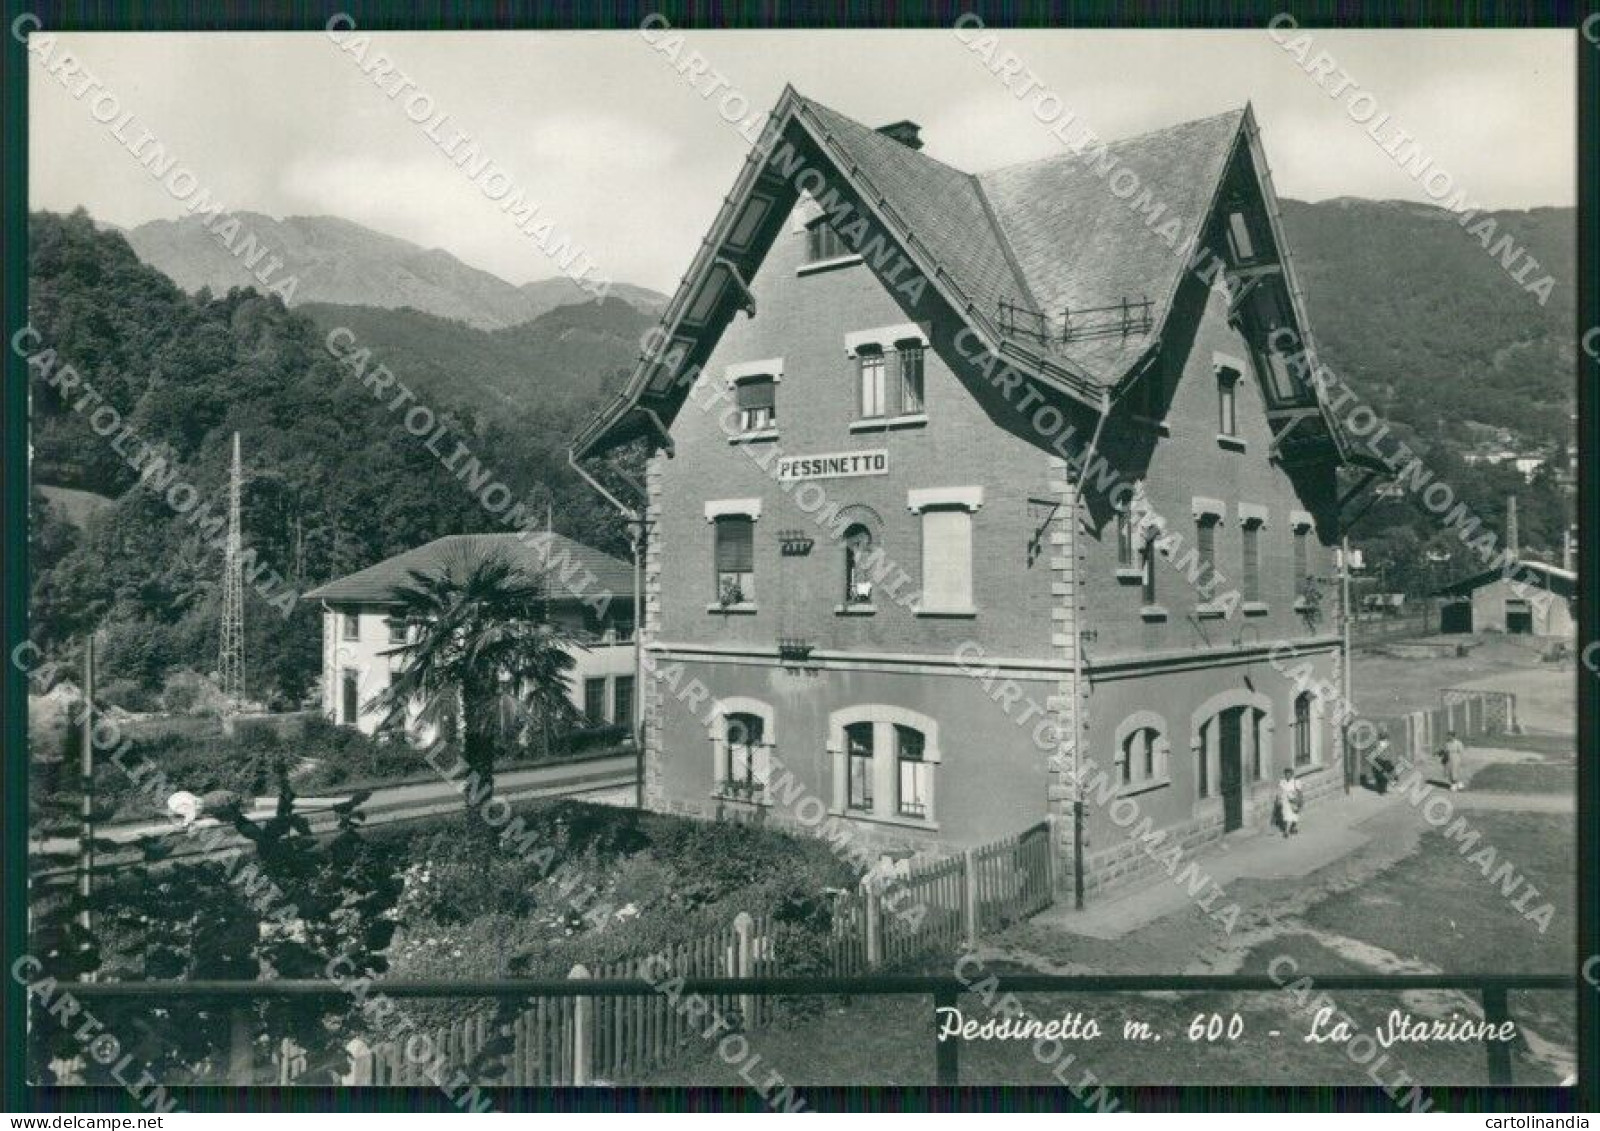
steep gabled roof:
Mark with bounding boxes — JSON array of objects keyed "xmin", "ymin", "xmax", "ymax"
[
  {"xmin": 979, "ymin": 109, "xmax": 1246, "ymax": 378},
  {"xmin": 304, "ymin": 533, "xmax": 633, "ymax": 607},
  {"xmin": 796, "ymin": 97, "xmax": 1035, "ymax": 327},
  {"xmin": 573, "ymin": 89, "xmax": 1369, "ymax": 470}
]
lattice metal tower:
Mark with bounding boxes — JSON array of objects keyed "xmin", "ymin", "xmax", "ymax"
[{"xmin": 218, "ymin": 432, "xmax": 245, "ymax": 710}]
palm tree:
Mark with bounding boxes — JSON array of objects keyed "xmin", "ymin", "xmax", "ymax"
[{"xmin": 375, "ymin": 547, "xmax": 580, "ymax": 831}]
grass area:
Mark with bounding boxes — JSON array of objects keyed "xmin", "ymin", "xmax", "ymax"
[
  {"xmin": 1352, "ymin": 634, "xmax": 1562, "ymax": 719},
  {"xmin": 1473, "ymin": 732, "xmax": 1575, "ymax": 758},
  {"xmin": 1303, "ymin": 811, "xmax": 1572, "ymax": 975},
  {"xmin": 1466, "ymin": 763, "xmax": 1575, "ymax": 793}
]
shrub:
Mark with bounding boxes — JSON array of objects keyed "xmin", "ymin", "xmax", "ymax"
[{"xmin": 99, "ymin": 678, "xmax": 156, "ymax": 713}]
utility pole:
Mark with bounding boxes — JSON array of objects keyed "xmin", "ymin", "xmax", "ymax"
[
  {"xmin": 1340, "ymin": 535, "xmax": 1354, "ymax": 794},
  {"xmin": 219, "ymin": 432, "xmax": 245, "ymax": 712},
  {"xmin": 78, "ymin": 635, "xmax": 95, "ymax": 939}
]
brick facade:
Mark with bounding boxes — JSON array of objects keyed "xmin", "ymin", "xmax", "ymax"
[{"xmin": 598, "ymin": 98, "xmax": 1356, "ymax": 900}]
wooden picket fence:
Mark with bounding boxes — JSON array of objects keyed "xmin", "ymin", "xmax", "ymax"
[{"xmin": 297, "ymin": 820, "xmax": 1055, "ymax": 1086}]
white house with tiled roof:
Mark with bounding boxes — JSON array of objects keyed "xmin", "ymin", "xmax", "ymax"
[{"xmin": 304, "ymin": 533, "xmax": 637, "ymax": 742}]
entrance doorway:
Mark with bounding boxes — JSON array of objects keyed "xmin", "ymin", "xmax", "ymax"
[
  {"xmin": 1505, "ymin": 600, "xmax": 1533, "ymax": 634},
  {"xmin": 1218, "ymin": 706, "xmax": 1245, "ymax": 832}
]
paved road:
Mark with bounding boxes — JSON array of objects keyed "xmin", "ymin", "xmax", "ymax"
[{"xmin": 32, "ymin": 754, "xmax": 637, "ymax": 874}]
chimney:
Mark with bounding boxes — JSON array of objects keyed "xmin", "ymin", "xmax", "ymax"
[{"xmin": 877, "ymin": 120, "xmax": 923, "ymax": 150}]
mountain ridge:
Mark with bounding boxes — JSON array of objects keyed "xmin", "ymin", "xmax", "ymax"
[{"xmin": 122, "ymin": 211, "xmax": 667, "ymax": 329}]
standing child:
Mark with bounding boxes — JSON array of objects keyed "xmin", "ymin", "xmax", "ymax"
[
  {"xmin": 1276, "ymin": 769, "xmax": 1304, "ymax": 837},
  {"xmin": 1440, "ymin": 731, "xmax": 1466, "ymax": 791}
]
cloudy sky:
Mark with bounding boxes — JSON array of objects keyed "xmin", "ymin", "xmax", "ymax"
[{"xmin": 30, "ymin": 27, "xmax": 1574, "ymax": 293}]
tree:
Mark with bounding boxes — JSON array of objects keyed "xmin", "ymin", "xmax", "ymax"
[{"xmin": 376, "ymin": 549, "xmax": 580, "ymax": 833}]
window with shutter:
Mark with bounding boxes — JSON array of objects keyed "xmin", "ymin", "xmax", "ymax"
[
  {"xmin": 1242, "ymin": 523, "xmax": 1261, "ymax": 601},
  {"xmin": 714, "ymin": 516, "xmax": 755, "ymax": 604},
  {"xmin": 735, "ymin": 376, "xmax": 775, "ymax": 432},
  {"xmin": 1293, "ymin": 529, "xmax": 1310, "ymax": 598},
  {"xmin": 919, "ymin": 508, "xmax": 973, "ymax": 613},
  {"xmin": 1197, "ymin": 516, "xmax": 1217, "ymax": 574}
]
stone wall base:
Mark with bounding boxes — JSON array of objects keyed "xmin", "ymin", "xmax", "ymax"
[{"xmin": 1058, "ymin": 768, "xmax": 1345, "ymax": 900}]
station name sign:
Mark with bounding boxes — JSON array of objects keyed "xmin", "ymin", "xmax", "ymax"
[{"xmin": 775, "ymin": 449, "xmax": 889, "ymax": 482}]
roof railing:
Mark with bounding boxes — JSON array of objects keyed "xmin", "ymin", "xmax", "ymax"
[{"xmin": 1061, "ymin": 296, "xmax": 1153, "ymax": 343}]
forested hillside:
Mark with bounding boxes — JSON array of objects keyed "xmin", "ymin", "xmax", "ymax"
[
  {"xmin": 296, "ymin": 297, "xmax": 650, "ymax": 419},
  {"xmin": 27, "ymin": 210, "xmax": 637, "ymax": 708},
  {"xmin": 1279, "ymin": 197, "xmax": 1575, "ymax": 449}
]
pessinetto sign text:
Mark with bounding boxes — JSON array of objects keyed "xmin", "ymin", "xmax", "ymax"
[{"xmin": 775, "ymin": 449, "xmax": 889, "ymax": 482}]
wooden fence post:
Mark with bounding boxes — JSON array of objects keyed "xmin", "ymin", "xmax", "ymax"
[
  {"xmin": 1044, "ymin": 815, "xmax": 1059, "ymax": 896},
  {"xmin": 570, "ymin": 963, "xmax": 592, "ymax": 1086},
  {"xmin": 227, "ymin": 1004, "xmax": 253, "ymax": 1084},
  {"xmin": 1481, "ymin": 986, "xmax": 1514, "ymax": 1086},
  {"xmin": 865, "ymin": 887, "xmax": 883, "ymax": 968},
  {"xmin": 345, "ymin": 1038, "xmax": 373, "ymax": 1086},
  {"xmin": 733, "ymin": 912, "xmax": 754, "ymax": 1026},
  {"xmin": 963, "ymin": 848, "xmax": 980, "ymax": 949}
]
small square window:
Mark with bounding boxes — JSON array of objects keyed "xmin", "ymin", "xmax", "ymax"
[
  {"xmin": 807, "ymin": 219, "xmax": 849, "ymax": 262},
  {"xmin": 734, "ymin": 375, "xmax": 775, "ymax": 432}
]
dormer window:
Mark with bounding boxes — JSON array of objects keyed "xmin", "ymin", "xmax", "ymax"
[
  {"xmin": 807, "ymin": 217, "xmax": 849, "ymax": 263},
  {"xmin": 1226, "ymin": 210, "xmax": 1257, "ymax": 264}
]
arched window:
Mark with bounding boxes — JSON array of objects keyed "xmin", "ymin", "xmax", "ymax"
[
  {"xmin": 830, "ymin": 706, "xmax": 942, "ymax": 823},
  {"xmin": 845, "ymin": 722, "xmax": 874, "ymax": 812},
  {"xmin": 1120, "ymin": 727, "xmax": 1159, "ymax": 785},
  {"xmin": 895, "ymin": 725, "xmax": 929, "ymax": 818},
  {"xmin": 844, "ymin": 524, "xmax": 875, "ymax": 605},
  {"xmin": 710, "ymin": 698, "xmax": 774, "ymax": 803},
  {"xmin": 1293, "ymin": 692, "xmax": 1314, "ymax": 767},
  {"xmin": 1112, "ymin": 713, "xmax": 1170, "ymax": 792},
  {"xmin": 725, "ymin": 712, "xmax": 765, "ymax": 798}
]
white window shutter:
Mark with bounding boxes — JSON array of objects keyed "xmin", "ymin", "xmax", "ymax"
[{"xmin": 920, "ymin": 509, "xmax": 973, "ymax": 611}]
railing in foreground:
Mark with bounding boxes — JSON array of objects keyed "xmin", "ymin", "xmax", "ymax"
[{"xmin": 51, "ymin": 972, "xmax": 1571, "ymax": 1088}]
